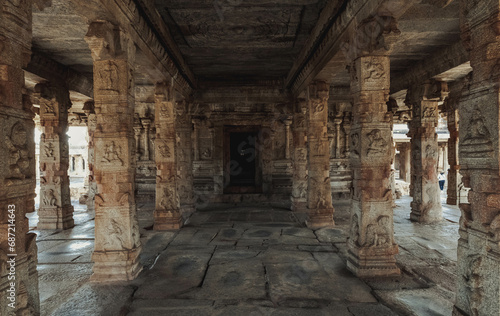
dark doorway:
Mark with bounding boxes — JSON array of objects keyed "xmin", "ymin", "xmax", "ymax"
[{"xmin": 224, "ymin": 126, "xmax": 262, "ymax": 193}]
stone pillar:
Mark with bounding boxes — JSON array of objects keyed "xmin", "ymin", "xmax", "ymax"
[
  {"xmin": 141, "ymin": 118, "xmax": 151, "ymax": 161},
  {"xmin": 83, "ymin": 101, "xmax": 97, "ymax": 212},
  {"xmin": 453, "ymin": 1, "xmax": 500, "ymax": 315},
  {"xmin": 306, "ymin": 81, "xmax": 335, "ymax": 228},
  {"xmin": 406, "ymin": 80, "xmax": 446, "ymax": 223},
  {"xmin": 0, "ymin": 0, "xmax": 40, "ymax": 314},
  {"xmin": 154, "ymin": 82, "xmax": 182, "ymax": 230},
  {"xmin": 284, "ymin": 119, "xmax": 292, "ymax": 160},
  {"xmin": 133, "ymin": 122, "xmax": 142, "ymax": 160},
  {"xmin": 35, "ymin": 83, "xmax": 75, "ymax": 230},
  {"xmin": 85, "ymin": 21, "xmax": 142, "ymax": 281},
  {"xmin": 291, "ymin": 99, "xmax": 308, "ymax": 213},
  {"xmin": 193, "ymin": 121, "xmax": 200, "ymax": 161},
  {"xmin": 445, "ymin": 96, "xmax": 460, "ymax": 206},
  {"xmin": 399, "ymin": 143, "xmax": 411, "ymax": 182},
  {"xmin": 176, "ymin": 101, "xmax": 195, "ymax": 217},
  {"xmin": 346, "ymin": 16, "xmax": 400, "ymax": 277}
]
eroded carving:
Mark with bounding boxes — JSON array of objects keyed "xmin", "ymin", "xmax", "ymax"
[
  {"xmin": 365, "ymin": 216, "xmax": 391, "ymax": 247},
  {"xmin": 5, "ymin": 122, "xmax": 30, "ymax": 181},
  {"xmin": 101, "ymin": 141, "xmax": 124, "ymax": 165},
  {"xmin": 366, "ymin": 129, "xmax": 387, "ymax": 156}
]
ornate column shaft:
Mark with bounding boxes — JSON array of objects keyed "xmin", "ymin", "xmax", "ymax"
[
  {"xmin": 346, "ymin": 16, "xmax": 400, "ymax": 277},
  {"xmin": 83, "ymin": 101, "xmax": 97, "ymax": 212},
  {"xmin": 284, "ymin": 119, "xmax": 292, "ymax": 160},
  {"xmin": 306, "ymin": 81, "xmax": 335, "ymax": 228},
  {"xmin": 398, "ymin": 143, "xmax": 411, "ymax": 182},
  {"xmin": 406, "ymin": 80, "xmax": 446, "ymax": 223},
  {"xmin": 444, "ymin": 95, "xmax": 460, "ymax": 205},
  {"xmin": 453, "ymin": 1, "xmax": 500, "ymax": 315},
  {"xmin": 0, "ymin": 0, "xmax": 40, "ymax": 314},
  {"xmin": 176, "ymin": 101, "xmax": 195, "ymax": 217},
  {"xmin": 141, "ymin": 118, "xmax": 151, "ymax": 161},
  {"xmin": 154, "ymin": 83, "xmax": 182, "ymax": 229},
  {"xmin": 291, "ymin": 99, "xmax": 308, "ymax": 213},
  {"xmin": 36, "ymin": 83, "xmax": 74, "ymax": 230},
  {"xmin": 85, "ymin": 21, "xmax": 142, "ymax": 281}
]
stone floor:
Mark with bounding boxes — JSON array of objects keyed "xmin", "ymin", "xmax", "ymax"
[{"xmin": 28, "ymin": 191, "xmax": 460, "ymax": 316}]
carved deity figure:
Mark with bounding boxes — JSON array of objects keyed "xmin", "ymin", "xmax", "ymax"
[
  {"xmin": 365, "ymin": 216, "xmax": 391, "ymax": 247},
  {"xmin": 367, "ymin": 129, "xmax": 387, "ymax": 156},
  {"xmin": 202, "ymin": 148, "xmax": 211, "ymax": 159},
  {"xmin": 463, "ymin": 106, "xmax": 491, "ymax": 144},
  {"xmin": 160, "ymin": 187, "xmax": 176, "ymax": 210},
  {"xmin": 463, "ymin": 255, "xmax": 483, "ymax": 316},
  {"xmin": 350, "ymin": 214, "xmax": 360, "ymax": 245},
  {"xmin": 43, "ymin": 142, "xmax": 55, "ymax": 158},
  {"xmin": 364, "ymin": 60, "xmax": 385, "ymax": 80},
  {"xmin": 158, "ymin": 142, "xmax": 171, "ymax": 158},
  {"xmin": 42, "ymin": 189, "xmax": 58, "ymax": 207},
  {"xmin": 101, "ymin": 141, "xmax": 123, "ymax": 165},
  {"xmin": 99, "ymin": 61, "xmax": 119, "ymax": 92},
  {"xmin": 423, "ymin": 106, "xmax": 436, "ymax": 118},
  {"xmin": 5, "ymin": 123, "xmax": 30, "ymax": 181}
]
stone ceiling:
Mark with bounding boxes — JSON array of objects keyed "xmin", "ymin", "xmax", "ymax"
[{"xmin": 155, "ymin": 0, "xmax": 328, "ymax": 82}]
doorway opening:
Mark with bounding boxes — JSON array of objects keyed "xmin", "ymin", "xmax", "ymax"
[{"xmin": 224, "ymin": 126, "xmax": 262, "ymax": 194}]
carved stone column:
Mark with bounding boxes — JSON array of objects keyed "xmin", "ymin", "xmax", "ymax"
[
  {"xmin": 83, "ymin": 101, "xmax": 97, "ymax": 212},
  {"xmin": 291, "ymin": 99, "xmax": 308, "ymax": 213},
  {"xmin": 453, "ymin": 1, "xmax": 500, "ymax": 315},
  {"xmin": 444, "ymin": 95, "xmax": 460, "ymax": 205},
  {"xmin": 176, "ymin": 101, "xmax": 195, "ymax": 217},
  {"xmin": 284, "ymin": 119, "xmax": 292, "ymax": 160},
  {"xmin": 406, "ymin": 80, "xmax": 446, "ymax": 223},
  {"xmin": 398, "ymin": 143, "xmax": 411, "ymax": 182},
  {"xmin": 0, "ymin": 0, "xmax": 40, "ymax": 314},
  {"xmin": 85, "ymin": 21, "xmax": 142, "ymax": 281},
  {"xmin": 35, "ymin": 83, "xmax": 74, "ymax": 230},
  {"xmin": 306, "ymin": 81, "xmax": 335, "ymax": 228},
  {"xmin": 346, "ymin": 16, "xmax": 400, "ymax": 277},
  {"xmin": 141, "ymin": 118, "xmax": 151, "ymax": 161},
  {"xmin": 154, "ymin": 83, "xmax": 182, "ymax": 230}
]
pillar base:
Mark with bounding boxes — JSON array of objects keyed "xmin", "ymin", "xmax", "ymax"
[
  {"xmin": 347, "ymin": 242, "xmax": 400, "ymax": 277},
  {"xmin": 37, "ymin": 205, "xmax": 75, "ymax": 230},
  {"xmin": 154, "ymin": 210, "xmax": 183, "ymax": 230},
  {"xmin": 91, "ymin": 247, "xmax": 142, "ymax": 282},
  {"xmin": 410, "ymin": 202, "xmax": 442, "ymax": 223},
  {"xmin": 306, "ymin": 208, "xmax": 335, "ymax": 229}
]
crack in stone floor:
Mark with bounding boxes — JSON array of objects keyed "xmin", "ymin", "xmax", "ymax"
[{"xmin": 29, "ymin": 193, "xmax": 460, "ymax": 316}]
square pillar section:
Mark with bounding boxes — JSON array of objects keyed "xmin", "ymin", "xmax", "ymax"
[
  {"xmin": 453, "ymin": 1, "xmax": 500, "ymax": 315},
  {"xmin": 291, "ymin": 99, "xmax": 309, "ymax": 213},
  {"xmin": 85, "ymin": 21, "xmax": 142, "ymax": 282},
  {"xmin": 35, "ymin": 83, "xmax": 75, "ymax": 230},
  {"xmin": 176, "ymin": 100, "xmax": 195, "ymax": 218},
  {"xmin": 154, "ymin": 82, "xmax": 183, "ymax": 230},
  {"xmin": 406, "ymin": 80, "xmax": 446, "ymax": 223},
  {"xmin": 345, "ymin": 16, "xmax": 400, "ymax": 277},
  {"xmin": 306, "ymin": 81, "xmax": 335, "ymax": 228},
  {"xmin": 0, "ymin": 0, "xmax": 41, "ymax": 314}
]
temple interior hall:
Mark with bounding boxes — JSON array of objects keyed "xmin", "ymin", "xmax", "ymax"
[{"xmin": 1, "ymin": 0, "xmax": 499, "ymax": 315}]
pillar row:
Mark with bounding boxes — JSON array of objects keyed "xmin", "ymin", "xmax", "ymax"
[
  {"xmin": 154, "ymin": 82, "xmax": 182, "ymax": 230},
  {"xmin": 406, "ymin": 80, "xmax": 446, "ymax": 223},
  {"xmin": 35, "ymin": 83, "xmax": 74, "ymax": 230},
  {"xmin": 85, "ymin": 21, "xmax": 142, "ymax": 281}
]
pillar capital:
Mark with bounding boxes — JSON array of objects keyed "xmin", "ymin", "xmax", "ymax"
[{"xmin": 85, "ymin": 21, "xmax": 135, "ymax": 61}]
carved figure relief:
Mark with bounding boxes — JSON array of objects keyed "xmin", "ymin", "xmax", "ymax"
[
  {"xmin": 364, "ymin": 60, "xmax": 385, "ymax": 81},
  {"xmin": 159, "ymin": 104, "xmax": 170, "ymax": 118},
  {"xmin": 312, "ymin": 100, "xmax": 325, "ymax": 114},
  {"xmin": 160, "ymin": 187, "xmax": 177, "ymax": 210},
  {"xmin": 201, "ymin": 148, "xmax": 212, "ymax": 159},
  {"xmin": 425, "ymin": 144, "xmax": 437, "ymax": 159},
  {"xmin": 5, "ymin": 122, "xmax": 30, "ymax": 181},
  {"xmin": 422, "ymin": 106, "xmax": 436, "ymax": 118},
  {"xmin": 461, "ymin": 105, "xmax": 493, "ymax": 157},
  {"xmin": 463, "ymin": 255, "xmax": 483, "ymax": 316},
  {"xmin": 43, "ymin": 142, "xmax": 55, "ymax": 158},
  {"xmin": 351, "ymin": 133, "xmax": 360, "ymax": 157},
  {"xmin": 297, "ymin": 148, "xmax": 307, "ymax": 162},
  {"xmin": 42, "ymin": 101, "xmax": 55, "ymax": 115},
  {"xmin": 314, "ymin": 190, "xmax": 329, "ymax": 209},
  {"xmin": 158, "ymin": 141, "xmax": 171, "ymax": 158},
  {"xmin": 105, "ymin": 218, "xmax": 125, "ymax": 249},
  {"xmin": 101, "ymin": 141, "xmax": 124, "ymax": 165},
  {"xmin": 366, "ymin": 129, "xmax": 387, "ymax": 156},
  {"xmin": 365, "ymin": 216, "xmax": 391, "ymax": 247},
  {"xmin": 98, "ymin": 61, "xmax": 119, "ymax": 92},
  {"xmin": 42, "ymin": 189, "xmax": 58, "ymax": 207}
]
